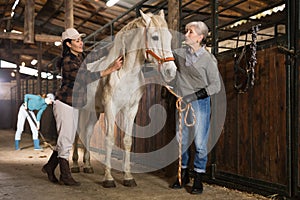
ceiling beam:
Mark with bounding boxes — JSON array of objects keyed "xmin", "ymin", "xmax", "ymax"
[
  {"xmin": 10, "ymin": 48, "xmax": 43, "ymax": 54},
  {"xmin": 0, "ymin": 32, "xmax": 61, "ymax": 43}
]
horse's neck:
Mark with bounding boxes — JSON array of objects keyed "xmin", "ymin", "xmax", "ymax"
[
  {"xmin": 98, "ymin": 25, "xmax": 146, "ymax": 86},
  {"xmin": 122, "ymin": 51, "xmax": 145, "ymax": 74},
  {"xmin": 100, "ymin": 50, "xmax": 145, "ymax": 87}
]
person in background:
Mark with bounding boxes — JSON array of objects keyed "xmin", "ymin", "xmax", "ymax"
[
  {"xmin": 171, "ymin": 21, "xmax": 221, "ymax": 194},
  {"xmin": 42, "ymin": 28, "xmax": 123, "ymax": 186},
  {"xmin": 15, "ymin": 93, "xmax": 55, "ymax": 150}
]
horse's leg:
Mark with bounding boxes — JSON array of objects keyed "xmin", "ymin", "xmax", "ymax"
[
  {"xmin": 71, "ymin": 109, "xmax": 86, "ymax": 173},
  {"xmin": 103, "ymin": 110, "xmax": 116, "ymax": 188},
  {"xmin": 82, "ymin": 111, "xmax": 95, "ymax": 174},
  {"xmin": 122, "ymin": 104, "xmax": 139, "ymax": 187},
  {"xmin": 83, "ymin": 147, "xmax": 94, "ymax": 173},
  {"xmin": 71, "ymin": 134, "xmax": 80, "ymax": 173}
]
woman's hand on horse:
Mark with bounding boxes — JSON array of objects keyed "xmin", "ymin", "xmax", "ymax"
[{"xmin": 100, "ymin": 56, "xmax": 123, "ymax": 77}]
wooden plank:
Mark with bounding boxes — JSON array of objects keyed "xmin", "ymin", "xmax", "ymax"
[
  {"xmin": 0, "ymin": 32, "xmax": 61, "ymax": 43},
  {"xmin": 11, "ymin": 48, "xmax": 42, "ymax": 54},
  {"xmin": 251, "ymin": 46, "xmax": 269, "ymax": 180},
  {"xmin": 34, "ymin": 34, "xmax": 61, "ymax": 42},
  {"xmin": 214, "ymin": 55, "xmax": 239, "ymax": 173},
  {"xmin": 272, "ymin": 49, "xmax": 286, "ymax": 184}
]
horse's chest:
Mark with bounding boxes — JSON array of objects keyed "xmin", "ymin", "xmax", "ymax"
[{"xmin": 104, "ymin": 73, "xmax": 145, "ymax": 106}]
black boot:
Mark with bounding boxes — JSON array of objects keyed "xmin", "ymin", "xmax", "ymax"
[
  {"xmin": 171, "ymin": 168, "xmax": 190, "ymax": 189},
  {"xmin": 191, "ymin": 172, "xmax": 203, "ymax": 194},
  {"xmin": 42, "ymin": 151, "xmax": 59, "ymax": 183},
  {"xmin": 58, "ymin": 158, "xmax": 80, "ymax": 186}
]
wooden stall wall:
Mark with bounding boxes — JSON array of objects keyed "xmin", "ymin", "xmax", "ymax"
[{"xmin": 209, "ymin": 44, "xmax": 288, "ymax": 194}]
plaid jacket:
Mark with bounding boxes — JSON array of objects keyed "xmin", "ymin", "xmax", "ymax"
[{"xmin": 56, "ymin": 52, "xmax": 100, "ymax": 108}]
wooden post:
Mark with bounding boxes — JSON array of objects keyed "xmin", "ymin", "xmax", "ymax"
[
  {"xmin": 24, "ymin": 0, "xmax": 35, "ymax": 44},
  {"xmin": 163, "ymin": 0, "xmax": 181, "ymax": 178},
  {"xmin": 209, "ymin": 0, "xmax": 219, "ymax": 179},
  {"xmin": 168, "ymin": 0, "xmax": 181, "ymax": 49},
  {"xmin": 16, "ymin": 58, "xmax": 21, "ymax": 106},
  {"xmin": 64, "ymin": 0, "xmax": 74, "ymax": 29}
]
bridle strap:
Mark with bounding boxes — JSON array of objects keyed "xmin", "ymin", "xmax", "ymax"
[
  {"xmin": 144, "ymin": 27, "xmax": 175, "ymax": 68},
  {"xmin": 146, "ymin": 49, "xmax": 175, "ymax": 64}
]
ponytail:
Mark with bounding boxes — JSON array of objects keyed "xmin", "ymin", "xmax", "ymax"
[{"xmin": 56, "ymin": 38, "xmax": 72, "ymax": 70}]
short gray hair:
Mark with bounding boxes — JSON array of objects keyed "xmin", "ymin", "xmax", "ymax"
[{"xmin": 185, "ymin": 21, "xmax": 209, "ymax": 41}]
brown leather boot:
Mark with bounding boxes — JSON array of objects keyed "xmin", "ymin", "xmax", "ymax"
[
  {"xmin": 42, "ymin": 151, "xmax": 59, "ymax": 183},
  {"xmin": 58, "ymin": 158, "xmax": 80, "ymax": 186}
]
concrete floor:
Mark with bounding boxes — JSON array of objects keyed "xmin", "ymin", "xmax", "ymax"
[{"xmin": 0, "ymin": 129, "xmax": 270, "ymax": 200}]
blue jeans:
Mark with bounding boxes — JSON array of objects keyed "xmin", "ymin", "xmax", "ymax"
[{"xmin": 176, "ymin": 97, "xmax": 211, "ymax": 173}]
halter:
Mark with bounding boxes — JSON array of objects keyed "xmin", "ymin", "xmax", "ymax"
[{"xmin": 144, "ymin": 27, "xmax": 175, "ymax": 71}]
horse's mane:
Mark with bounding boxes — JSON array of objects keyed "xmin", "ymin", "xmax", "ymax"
[
  {"xmin": 111, "ymin": 17, "xmax": 145, "ymax": 59},
  {"xmin": 118, "ymin": 12, "xmax": 168, "ymax": 33},
  {"xmin": 118, "ymin": 17, "xmax": 145, "ymax": 33}
]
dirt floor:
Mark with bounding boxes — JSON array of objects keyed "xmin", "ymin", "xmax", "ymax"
[{"xmin": 0, "ymin": 129, "xmax": 271, "ymax": 200}]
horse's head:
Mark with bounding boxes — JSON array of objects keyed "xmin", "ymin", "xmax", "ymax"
[{"xmin": 140, "ymin": 10, "xmax": 177, "ymax": 83}]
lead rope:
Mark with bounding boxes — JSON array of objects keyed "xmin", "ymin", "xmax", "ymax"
[{"xmin": 164, "ymin": 85, "xmax": 196, "ymax": 186}]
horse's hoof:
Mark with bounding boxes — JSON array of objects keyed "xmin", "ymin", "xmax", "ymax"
[
  {"xmin": 83, "ymin": 167, "xmax": 94, "ymax": 174},
  {"xmin": 123, "ymin": 179, "xmax": 137, "ymax": 187},
  {"xmin": 71, "ymin": 167, "xmax": 80, "ymax": 173},
  {"xmin": 103, "ymin": 180, "xmax": 116, "ymax": 188}
]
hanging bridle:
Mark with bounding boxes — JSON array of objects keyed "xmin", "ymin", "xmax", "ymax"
[
  {"xmin": 234, "ymin": 24, "xmax": 260, "ymax": 93},
  {"xmin": 144, "ymin": 27, "xmax": 175, "ymax": 72}
]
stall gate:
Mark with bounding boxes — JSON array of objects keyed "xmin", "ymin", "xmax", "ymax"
[{"xmin": 204, "ymin": 43, "xmax": 299, "ymax": 199}]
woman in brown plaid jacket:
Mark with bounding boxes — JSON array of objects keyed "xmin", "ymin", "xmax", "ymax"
[{"xmin": 42, "ymin": 28, "xmax": 122, "ymax": 186}]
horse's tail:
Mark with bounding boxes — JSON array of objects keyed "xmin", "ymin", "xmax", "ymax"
[{"xmin": 95, "ymin": 79, "xmax": 106, "ymax": 118}]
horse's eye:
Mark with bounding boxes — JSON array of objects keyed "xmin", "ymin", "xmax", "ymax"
[{"xmin": 152, "ymin": 35, "xmax": 159, "ymax": 41}]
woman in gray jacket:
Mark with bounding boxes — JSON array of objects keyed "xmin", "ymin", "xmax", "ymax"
[{"xmin": 171, "ymin": 21, "xmax": 221, "ymax": 194}]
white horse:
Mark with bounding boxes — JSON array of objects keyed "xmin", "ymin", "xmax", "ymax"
[
  {"xmin": 74, "ymin": 10, "xmax": 177, "ymax": 187},
  {"xmin": 71, "ymin": 46, "xmax": 111, "ymax": 175}
]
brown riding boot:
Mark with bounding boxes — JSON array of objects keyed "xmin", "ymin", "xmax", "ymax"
[
  {"xmin": 58, "ymin": 158, "xmax": 81, "ymax": 186},
  {"xmin": 42, "ymin": 150, "xmax": 59, "ymax": 183}
]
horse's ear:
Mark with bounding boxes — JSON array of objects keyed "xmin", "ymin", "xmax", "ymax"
[
  {"xmin": 159, "ymin": 9, "xmax": 165, "ymax": 18},
  {"xmin": 140, "ymin": 9, "xmax": 151, "ymax": 26}
]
